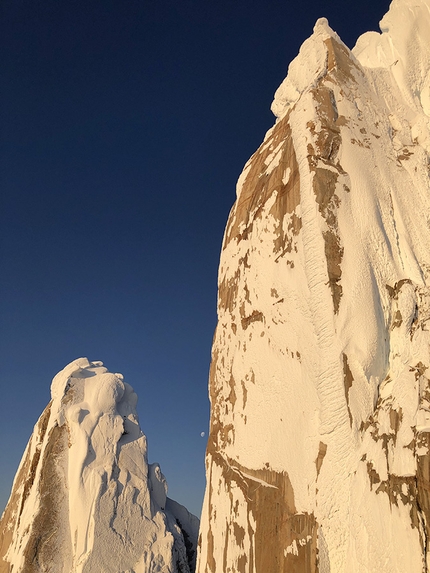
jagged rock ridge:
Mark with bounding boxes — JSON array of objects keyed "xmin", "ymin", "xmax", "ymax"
[
  {"xmin": 197, "ymin": 1, "xmax": 430, "ymax": 572},
  {"xmin": 0, "ymin": 358, "xmax": 199, "ymax": 573}
]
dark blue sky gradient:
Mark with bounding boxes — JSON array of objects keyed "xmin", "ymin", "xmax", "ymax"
[{"xmin": 1, "ymin": 0, "xmax": 390, "ymax": 517}]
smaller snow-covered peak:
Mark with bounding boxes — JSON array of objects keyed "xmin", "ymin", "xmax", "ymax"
[
  {"xmin": 1, "ymin": 359, "xmax": 199, "ymax": 573},
  {"xmin": 271, "ymin": 18, "xmax": 349, "ymax": 119}
]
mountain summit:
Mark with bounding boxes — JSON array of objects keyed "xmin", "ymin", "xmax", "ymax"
[
  {"xmin": 0, "ymin": 358, "xmax": 199, "ymax": 573},
  {"xmin": 197, "ymin": 1, "xmax": 430, "ymax": 571}
]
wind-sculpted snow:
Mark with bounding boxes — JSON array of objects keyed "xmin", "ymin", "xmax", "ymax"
[
  {"xmin": 198, "ymin": 1, "xmax": 430, "ymax": 572},
  {"xmin": 0, "ymin": 358, "xmax": 199, "ymax": 573}
]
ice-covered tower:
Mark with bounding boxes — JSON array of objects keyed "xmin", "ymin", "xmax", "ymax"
[
  {"xmin": 0, "ymin": 358, "xmax": 199, "ymax": 573},
  {"xmin": 197, "ymin": 1, "xmax": 430, "ymax": 571}
]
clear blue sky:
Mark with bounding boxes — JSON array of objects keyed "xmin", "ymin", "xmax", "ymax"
[{"xmin": 0, "ymin": 0, "xmax": 389, "ymax": 518}]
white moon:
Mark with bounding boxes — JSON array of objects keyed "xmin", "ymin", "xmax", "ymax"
[{"xmin": 200, "ymin": 431, "xmax": 205, "ymax": 438}]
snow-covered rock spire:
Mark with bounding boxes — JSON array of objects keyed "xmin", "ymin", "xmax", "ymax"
[
  {"xmin": 0, "ymin": 358, "xmax": 199, "ymax": 573},
  {"xmin": 197, "ymin": 1, "xmax": 430, "ymax": 571}
]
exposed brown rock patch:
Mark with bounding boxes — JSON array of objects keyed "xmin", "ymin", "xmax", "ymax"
[
  {"xmin": 307, "ymin": 84, "xmax": 345, "ymax": 313},
  {"xmin": 312, "ymin": 170, "xmax": 340, "ymax": 220},
  {"xmin": 228, "ymin": 375, "xmax": 237, "ymax": 408},
  {"xmin": 224, "ymin": 111, "xmax": 301, "ymax": 251},
  {"xmin": 0, "ymin": 423, "xmax": 72, "ymax": 573},
  {"xmin": 389, "ymin": 408, "xmax": 403, "ymax": 434},
  {"xmin": 324, "ymin": 37, "xmax": 356, "ymax": 83},
  {"xmin": 233, "ymin": 523, "xmax": 246, "ymax": 548},
  {"xmin": 391, "ymin": 309, "xmax": 403, "ymax": 329},
  {"xmin": 365, "ymin": 458, "xmax": 382, "ymax": 490},
  {"xmin": 22, "ymin": 423, "xmax": 71, "ymax": 572},
  {"xmin": 0, "ymin": 403, "xmax": 54, "ymax": 573},
  {"xmin": 342, "ymin": 354, "xmax": 353, "ymax": 425},
  {"xmin": 386, "ymin": 279, "xmax": 413, "ymax": 300},
  {"xmin": 323, "ymin": 229, "xmax": 344, "ymax": 313},
  {"xmin": 205, "ymin": 442, "xmax": 319, "ymax": 573},
  {"xmin": 241, "ymin": 380, "xmax": 248, "ymax": 408},
  {"xmin": 18, "ymin": 403, "xmax": 52, "ymax": 527},
  {"xmin": 241, "ymin": 310, "xmax": 264, "ymax": 330},
  {"xmin": 219, "ymin": 268, "xmax": 241, "ymax": 314},
  {"xmin": 206, "ymin": 528, "xmax": 215, "ymax": 573},
  {"xmin": 397, "ymin": 148, "xmax": 413, "ymax": 161},
  {"xmin": 315, "ymin": 442, "xmax": 327, "ymax": 478},
  {"xmin": 416, "ymin": 433, "xmax": 430, "ymax": 551},
  {"xmin": 237, "ymin": 554, "xmax": 247, "ymax": 573}
]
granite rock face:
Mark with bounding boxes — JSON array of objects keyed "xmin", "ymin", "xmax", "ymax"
[
  {"xmin": 0, "ymin": 358, "xmax": 199, "ymax": 573},
  {"xmin": 197, "ymin": 1, "xmax": 430, "ymax": 571}
]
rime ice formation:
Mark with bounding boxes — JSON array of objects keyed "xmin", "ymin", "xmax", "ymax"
[
  {"xmin": 197, "ymin": 1, "xmax": 430, "ymax": 572},
  {"xmin": 0, "ymin": 358, "xmax": 199, "ymax": 573}
]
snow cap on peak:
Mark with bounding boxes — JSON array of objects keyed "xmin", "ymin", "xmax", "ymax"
[
  {"xmin": 50, "ymin": 357, "xmax": 92, "ymax": 402},
  {"xmin": 271, "ymin": 17, "xmax": 348, "ymax": 119},
  {"xmin": 49, "ymin": 358, "xmax": 137, "ymax": 429},
  {"xmin": 313, "ymin": 17, "xmax": 331, "ymax": 34}
]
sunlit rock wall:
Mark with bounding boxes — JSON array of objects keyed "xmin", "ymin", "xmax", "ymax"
[{"xmin": 197, "ymin": 2, "xmax": 430, "ymax": 571}]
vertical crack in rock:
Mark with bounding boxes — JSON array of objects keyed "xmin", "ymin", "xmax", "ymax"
[{"xmin": 307, "ymin": 83, "xmax": 345, "ymax": 314}]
